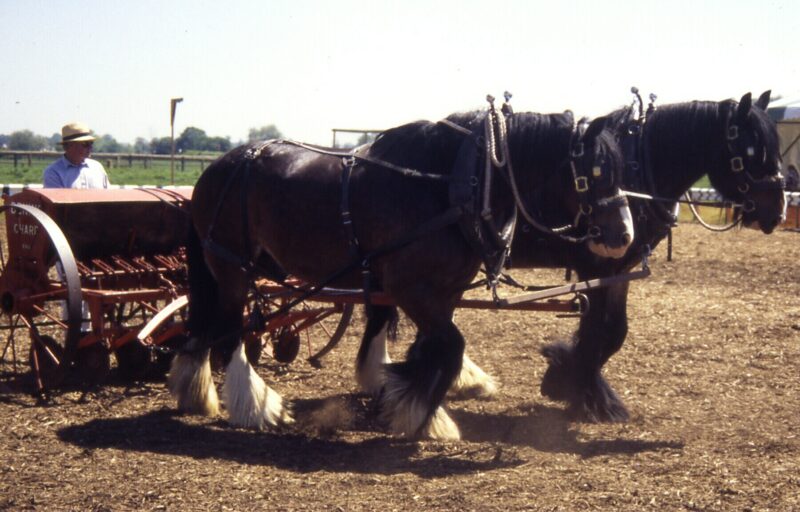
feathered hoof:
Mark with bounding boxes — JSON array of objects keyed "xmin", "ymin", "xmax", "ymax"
[
  {"xmin": 167, "ymin": 351, "xmax": 220, "ymax": 417},
  {"xmin": 422, "ymin": 406, "xmax": 461, "ymax": 440},
  {"xmin": 380, "ymin": 370, "xmax": 460, "ymax": 441},
  {"xmin": 223, "ymin": 343, "xmax": 293, "ymax": 430},
  {"xmin": 573, "ymin": 379, "xmax": 630, "ymax": 423},
  {"xmin": 540, "ymin": 341, "xmax": 578, "ymax": 402},
  {"xmin": 450, "ymin": 353, "xmax": 498, "ymax": 399},
  {"xmin": 356, "ymin": 363, "xmax": 387, "ymax": 397},
  {"xmin": 540, "ymin": 342, "xmax": 629, "ymax": 423}
]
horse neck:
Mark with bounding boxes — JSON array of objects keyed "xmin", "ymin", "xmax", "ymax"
[{"xmin": 643, "ymin": 102, "xmax": 726, "ymax": 199}]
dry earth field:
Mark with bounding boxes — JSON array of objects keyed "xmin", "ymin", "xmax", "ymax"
[{"xmin": 1, "ymin": 223, "xmax": 799, "ymax": 511}]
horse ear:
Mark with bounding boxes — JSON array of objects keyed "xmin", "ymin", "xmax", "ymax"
[
  {"xmin": 755, "ymin": 90, "xmax": 771, "ymax": 111},
  {"xmin": 737, "ymin": 92, "xmax": 753, "ymax": 120}
]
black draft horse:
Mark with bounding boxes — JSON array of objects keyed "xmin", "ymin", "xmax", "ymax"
[
  {"xmin": 508, "ymin": 91, "xmax": 785, "ymax": 422},
  {"xmin": 168, "ymin": 105, "xmax": 635, "ymax": 440},
  {"xmin": 354, "ymin": 109, "xmax": 639, "ymax": 399}
]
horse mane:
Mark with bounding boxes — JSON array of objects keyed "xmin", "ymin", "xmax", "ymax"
[
  {"xmin": 505, "ymin": 111, "xmax": 576, "ymax": 171},
  {"xmin": 369, "ymin": 109, "xmax": 583, "ymax": 170}
]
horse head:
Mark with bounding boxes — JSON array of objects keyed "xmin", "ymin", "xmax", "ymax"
[
  {"xmin": 710, "ymin": 91, "xmax": 786, "ymax": 233},
  {"xmin": 569, "ymin": 117, "xmax": 635, "ymax": 258}
]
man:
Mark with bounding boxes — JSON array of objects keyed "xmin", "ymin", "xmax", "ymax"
[
  {"xmin": 42, "ymin": 122, "xmax": 109, "ymax": 333},
  {"xmin": 42, "ymin": 122, "xmax": 109, "ymax": 188}
]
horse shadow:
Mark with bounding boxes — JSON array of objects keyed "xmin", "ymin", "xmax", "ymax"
[
  {"xmin": 56, "ymin": 394, "xmax": 523, "ymax": 478},
  {"xmin": 451, "ymin": 403, "xmax": 684, "ymax": 458},
  {"xmin": 58, "ymin": 391, "xmax": 682, "ymax": 477}
]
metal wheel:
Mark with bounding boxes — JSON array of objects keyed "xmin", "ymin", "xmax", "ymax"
[
  {"xmin": 304, "ymin": 302, "xmax": 353, "ymax": 365},
  {"xmin": 0, "ymin": 204, "xmax": 82, "ymax": 394},
  {"xmin": 235, "ymin": 287, "xmax": 354, "ymax": 366},
  {"xmin": 253, "ymin": 295, "xmax": 354, "ymax": 366}
]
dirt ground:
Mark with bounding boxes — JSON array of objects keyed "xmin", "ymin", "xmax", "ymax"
[{"xmin": 1, "ymin": 222, "xmax": 798, "ymax": 511}]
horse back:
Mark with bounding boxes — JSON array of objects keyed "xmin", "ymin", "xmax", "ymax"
[{"xmin": 192, "ymin": 143, "xmax": 478, "ymax": 291}]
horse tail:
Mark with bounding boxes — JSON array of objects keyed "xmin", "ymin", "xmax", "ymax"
[{"xmin": 185, "ymin": 222, "xmax": 218, "ymax": 339}]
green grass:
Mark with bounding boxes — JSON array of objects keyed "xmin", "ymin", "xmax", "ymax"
[{"xmin": 0, "ymin": 154, "xmax": 215, "ymax": 186}]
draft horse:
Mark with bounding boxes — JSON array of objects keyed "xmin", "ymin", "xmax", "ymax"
[
  {"xmin": 512, "ymin": 91, "xmax": 786, "ymax": 422},
  {"xmin": 354, "ymin": 109, "xmax": 639, "ymax": 399},
  {"xmin": 169, "ymin": 101, "xmax": 635, "ymax": 440}
]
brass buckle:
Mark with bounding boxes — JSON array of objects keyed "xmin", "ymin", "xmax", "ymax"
[
  {"xmin": 730, "ymin": 156, "xmax": 744, "ymax": 173},
  {"xmin": 575, "ymin": 176, "xmax": 589, "ymax": 193}
]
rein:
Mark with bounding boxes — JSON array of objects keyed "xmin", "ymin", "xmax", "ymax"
[
  {"xmin": 682, "ymin": 191, "xmax": 741, "ymax": 232},
  {"xmin": 279, "ymin": 139, "xmax": 451, "ymax": 182}
]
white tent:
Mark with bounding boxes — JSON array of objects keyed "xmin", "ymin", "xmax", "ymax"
[{"xmin": 768, "ymin": 96, "xmax": 800, "ymax": 121}]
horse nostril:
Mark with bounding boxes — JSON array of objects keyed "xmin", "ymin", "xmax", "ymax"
[{"xmin": 622, "ymin": 233, "xmax": 632, "ymax": 246}]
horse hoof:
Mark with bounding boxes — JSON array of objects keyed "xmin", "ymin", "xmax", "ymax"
[
  {"xmin": 450, "ymin": 354, "xmax": 498, "ymax": 399},
  {"xmin": 571, "ymin": 400, "xmax": 630, "ymax": 423},
  {"xmin": 224, "ymin": 343, "xmax": 293, "ymax": 430},
  {"xmin": 422, "ymin": 407, "xmax": 461, "ymax": 441}
]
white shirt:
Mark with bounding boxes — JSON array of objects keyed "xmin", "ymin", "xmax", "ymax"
[{"xmin": 42, "ymin": 156, "xmax": 109, "ymax": 189}]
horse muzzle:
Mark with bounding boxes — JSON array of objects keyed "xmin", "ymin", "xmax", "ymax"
[
  {"xmin": 742, "ymin": 191, "xmax": 787, "ymax": 234},
  {"xmin": 585, "ymin": 202, "xmax": 635, "ymax": 259}
]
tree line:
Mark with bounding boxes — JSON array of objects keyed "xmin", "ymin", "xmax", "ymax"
[{"xmin": 0, "ymin": 125, "xmax": 283, "ymax": 154}]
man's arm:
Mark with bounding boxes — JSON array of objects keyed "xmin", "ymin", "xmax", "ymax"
[{"xmin": 42, "ymin": 166, "xmax": 63, "ymax": 188}]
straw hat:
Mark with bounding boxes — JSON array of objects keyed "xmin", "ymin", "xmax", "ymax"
[{"xmin": 59, "ymin": 122, "xmax": 96, "ymax": 144}]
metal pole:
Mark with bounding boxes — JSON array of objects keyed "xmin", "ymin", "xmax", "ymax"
[{"xmin": 170, "ymin": 97, "xmax": 183, "ymax": 185}]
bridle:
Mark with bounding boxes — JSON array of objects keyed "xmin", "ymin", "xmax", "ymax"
[
  {"xmin": 722, "ymin": 111, "xmax": 785, "ymax": 214},
  {"xmin": 566, "ymin": 120, "xmax": 629, "ymax": 240},
  {"xmin": 619, "ymin": 90, "xmax": 785, "ymax": 232},
  {"xmin": 482, "ymin": 95, "xmax": 628, "ymax": 244}
]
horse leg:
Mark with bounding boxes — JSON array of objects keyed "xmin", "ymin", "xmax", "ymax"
[
  {"xmin": 355, "ymin": 305, "xmax": 397, "ymax": 395},
  {"xmin": 216, "ymin": 272, "xmax": 292, "ymax": 430},
  {"xmin": 223, "ymin": 339, "xmax": 293, "ymax": 429},
  {"xmin": 451, "ymin": 309, "xmax": 497, "ymax": 398},
  {"xmin": 381, "ymin": 304, "xmax": 464, "ymax": 440},
  {"xmin": 358, "ymin": 306, "xmax": 497, "ymax": 398},
  {"xmin": 168, "ymin": 227, "xmax": 222, "ymax": 416},
  {"xmin": 540, "ymin": 282, "xmax": 630, "ymax": 422},
  {"xmin": 168, "ymin": 347, "xmax": 219, "ymax": 416}
]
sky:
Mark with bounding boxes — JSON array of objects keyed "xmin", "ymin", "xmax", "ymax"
[{"xmin": 2, "ymin": 0, "xmax": 799, "ymax": 146}]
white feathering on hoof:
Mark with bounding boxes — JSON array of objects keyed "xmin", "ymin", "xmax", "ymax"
[
  {"xmin": 223, "ymin": 342, "xmax": 293, "ymax": 429},
  {"xmin": 424, "ymin": 406, "xmax": 460, "ymax": 440},
  {"xmin": 356, "ymin": 328, "xmax": 392, "ymax": 395},
  {"xmin": 167, "ymin": 350, "xmax": 220, "ymax": 416},
  {"xmin": 381, "ymin": 369, "xmax": 461, "ymax": 441},
  {"xmin": 451, "ymin": 353, "xmax": 498, "ymax": 398}
]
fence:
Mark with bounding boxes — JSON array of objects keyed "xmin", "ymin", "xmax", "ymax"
[{"xmin": 0, "ymin": 150, "xmax": 217, "ymax": 171}]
